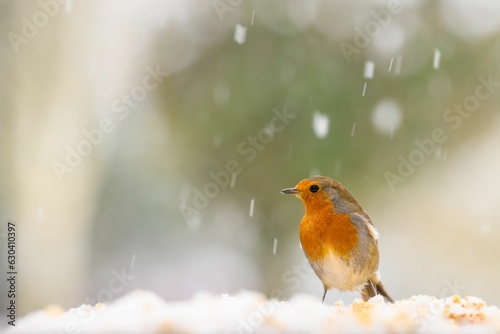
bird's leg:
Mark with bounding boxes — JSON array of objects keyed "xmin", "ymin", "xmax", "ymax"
[
  {"xmin": 322, "ymin": 289, "xmax": 328, "ymax": 303},
  {"xmin": 369, "ymin": 279, "xmax": 376, "ymax": 293}
]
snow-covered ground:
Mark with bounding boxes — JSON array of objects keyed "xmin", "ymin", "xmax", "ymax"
[{"xmin": 6, "ymin": 290, "xmax": 499, "ymax": 333}]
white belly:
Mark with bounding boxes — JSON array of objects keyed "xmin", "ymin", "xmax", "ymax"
[{"xmin": 309, "ymin": 252, "xmax": 372, "ymax": 291}]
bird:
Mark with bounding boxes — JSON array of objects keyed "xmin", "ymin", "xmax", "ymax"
[{"xmin": 281, "ymin": 175, "xmax": 393, "ymax": 303}]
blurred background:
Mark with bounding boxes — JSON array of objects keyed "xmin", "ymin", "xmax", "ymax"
[{"xmin": 1, "ymin": 0, "xmax": 500, "ymax": 316}]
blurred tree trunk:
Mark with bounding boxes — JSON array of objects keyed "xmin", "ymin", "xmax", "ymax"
[{"xmin": 6, "ymin": 1, "xmax": 144, "ymax": 313}]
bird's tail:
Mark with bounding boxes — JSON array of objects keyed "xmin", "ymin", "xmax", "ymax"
[{"xmin": 361, "ymin": 276, "xmax": 394, "ymax": 303}]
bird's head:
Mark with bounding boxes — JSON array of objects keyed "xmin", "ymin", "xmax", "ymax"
[{"xmin": 281, "ymin": 175, "xmax": 361, "ymax": 215}]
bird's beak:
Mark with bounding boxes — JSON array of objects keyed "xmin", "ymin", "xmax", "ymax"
[{"xmin": 281, "ymin": 187, "xmax": 299, "ymax": 195}]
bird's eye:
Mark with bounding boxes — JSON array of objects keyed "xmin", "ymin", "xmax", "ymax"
[{"xmin": 310, "ymin": 185, "xmax": 319, "ymax": 193}]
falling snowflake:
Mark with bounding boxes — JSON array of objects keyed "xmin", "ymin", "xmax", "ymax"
[
  {"xmin": 312, "ymin": 112, "xmax": 329, "ymax": 139},
  {"xmin": 433, "ymin": 48, "xmax": 441, "ymax": 70},
  {"xmin": 249, "ymin": 198, "xmax": 255, "ymax": 217},
  {"xmin": 371, "ymin": 99, "xmax": 403, "ymax": 137},
  {"xmin": 364, "ymin": 61, "xmax": 374, "ymax": 79},
  {"xmin": 234, "ymin": 24, "xmax": 247, "ymax": 44}
]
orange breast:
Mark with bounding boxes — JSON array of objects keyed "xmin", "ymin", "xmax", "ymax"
[{"xmin": 299, "ymin": 207, "xmax": 359, "ymax": 262}]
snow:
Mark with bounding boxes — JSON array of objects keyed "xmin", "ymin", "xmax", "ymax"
[
  {"xmin": 351, "ymin": 123, "xmax": 356, "ymax": 137},
  {"xmin": 312, "ymin": 112, "xmax": 329, "ymax": 139},
  {"xmin": 130, "ymin": 255, "xmax": 136, "ymax": 270},
  {"xmin": 433, "ymin": 48, "xmax": 441, "ymax": 69},
  {"xmin": 364, "ymin": 61, "xmax": 374, "ymax": 79},
  {"xmin": 372, "ymin": 25, "xmax": 405, "ymax": 57},
  {"xmin": 273, "ymin": 238, "xmax": 278, "ymax": 255},
  {"xmin": 362, "ymin": 82, "xmax": 367, "ymax": 96},
  {"xmin": 234, "ymin": 24, "xmax": 247, "ymax": 44},
  {"xmin": 388, "ymin": 57, "xmax": 394, "ymax": 72},
  {"xmin": 251, "ymin": 11, "xmax": 255, "ymax": 26},
  {"xmin": 439, "ymin": 0, "xmax": 500, "ymax": 39},
  {"xmin": 8, "ymin": 291, "xmax": 500, "ymax": 333},
  {"xmin": 230, "ymin": 173, "xmax": 237, "ymax": 189},
  {"xmin": 371, "ymin": 99, "xmax": 403, "ymax": 137},
  {"xmin": 249, "ymin": 198, "xmax": 255, "ymax": 217}
]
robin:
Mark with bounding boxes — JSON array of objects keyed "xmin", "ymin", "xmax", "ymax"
[{"xmin": 281, "ymin": 175, "xmax": 393, "ymax": 303}]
